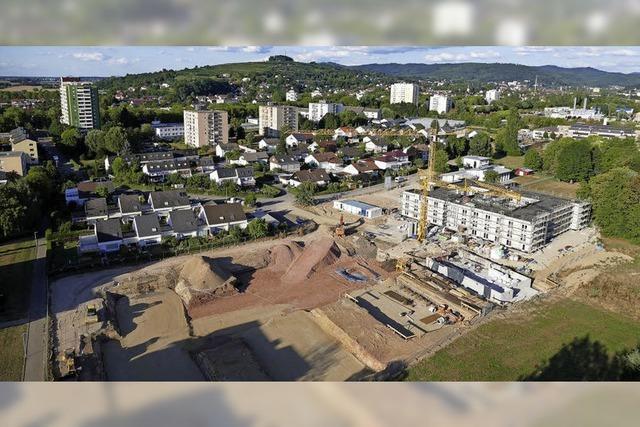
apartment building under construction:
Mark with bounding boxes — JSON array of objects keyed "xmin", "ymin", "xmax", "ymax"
[{"xmin": 401, "ymin": 186, "xmax": 591, "ymax": 253}]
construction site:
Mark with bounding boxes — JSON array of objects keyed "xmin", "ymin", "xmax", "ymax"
[{"xmin": 48, "ymin": 145, "xmax": 622, "ymax": 381}]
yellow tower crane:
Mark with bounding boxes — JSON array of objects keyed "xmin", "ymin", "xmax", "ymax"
[{"xmin": 416, "ymin": 142, "xmax": 437, "ymax": 242}]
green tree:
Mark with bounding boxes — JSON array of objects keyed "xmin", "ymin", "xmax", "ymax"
[
  {"xmin": 60, "ymin": 127, "xmax": 81, "ymax": 149},
  {"xmin": 433, "ymin": 145, "xmax": 450, "ymax": 174},
  {"xmin": 105, "ymin": 126, "xmax": 129, "ymax": 154},
  {"xmin": 243, "ymin": 192, "xmax": 257, "ymax": 207},
  {"xmin": 246, "ymin": 218, "xmax": 268, "ymax": 239},
  {"xmin": 294, "ymin": 182, "xmax": 317, "ymax": 206},
  {"xmin": 111, "ymin": 157, "xmax": 130, "ymax": 178},
  {"xmin": 555, "ymin": 139, "xmax": 593, "ymax": 182},
  {"xmin": 468, "ymin": 132, "xmax": 492, "ymax": 157},
  {"xmin": 523, "ymin": 149, "xmax": 543, "ymax": 171},
  {"xmin": 586, "ymin": 167, "xmax": 640, "ymax": 243},
  {"xmin": 483, "ymin": 170, "xmax": 499, "ymax": 183},
  {"xmin": 494, "ymin": 109, "xmax": 521, "ymax": 157},
  {"xmin": 85, "ymin": 129, "xmax": 106, "ymax": 157}
]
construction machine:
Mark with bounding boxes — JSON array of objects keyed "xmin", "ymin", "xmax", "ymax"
[{"xmin": 334, "ymin": 214, "xmax": 346, "ymax": 238}]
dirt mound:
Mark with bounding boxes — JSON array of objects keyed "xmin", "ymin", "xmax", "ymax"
[
  {"xmin": 268, "ymin": 241, "xmax": 305, "ymax": 273},
  {"xmin": 175, "ymin": 256, "xmax": 238, "ymax": 306},
  {"xmin": 281, "ymin": 238, "xmax": 342, "ymax": 284}
]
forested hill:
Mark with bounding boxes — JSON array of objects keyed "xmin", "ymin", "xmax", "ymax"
[
  {"xmin": 350, "ymin": 63, "xmax": 640, "ymax": 87},
  {"xmin": 96, "ymin": 60, "xmax": 392, "ymax": 93}
]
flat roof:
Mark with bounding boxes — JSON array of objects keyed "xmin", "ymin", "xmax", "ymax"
[
  {"xmin": 407, "ymin": 186, "xmax": 576, "ymax": 222},
  {"xmin": 337, "ymin": 199, "xmax": 381, "ymax": 211}
]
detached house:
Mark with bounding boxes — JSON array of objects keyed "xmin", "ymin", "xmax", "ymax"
[
  {"xmin": 199, "ymin": 203, "xmax": 248, "ymax": 233},
  {"xmin": 269, "ymin": 155, "xmax": 300, "ymax": 172},
  {"xmin": 289, "ymin": 169, "xmax": 331, "ymax": 188},
  {"xmin": 209, "ymin": 167, "xmax": 255, "ymax": 187},
  {"xmin": 304, "ymin": 152, "xmax": 343, "ymax": 172},
  {"xmin": 363, "ymin": 136, "xmax": 388, "ymax": 153},
  {"xmin": 285, "ymin": 132, "xmax": 314, "ymax": 148},
  {"xmin": 333, "ymin": 127, "xmax": 357, "ymax": 140},
  {"xmin": 258, "ymin": 138, "xmax": 279, "ymax": 153},
  {"xmin": 229, "ymin": 151, "xmax": 268, "ymax": 166},
  {"xmin": 373, "ymin": 150, "xmax": 411, "ymax": 170},
  {"xmin": 215, "ymin": 143, "xmax": 240, "ymax": 158},
  {"xmin": 342, "ymin": 160, "xmax": 380, "ymax": 177}
]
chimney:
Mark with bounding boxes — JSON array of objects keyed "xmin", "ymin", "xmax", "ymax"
[
  {"xmin": 583, "ymin": 97, "xmax": 588, "ymax": 109},
  {"xmin": 573, "ymin": 97, "xmax": 577, "ymax": 109}
]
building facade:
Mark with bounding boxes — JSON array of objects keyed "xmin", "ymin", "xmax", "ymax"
[
  {"xmin": 183, "ymin": 109, "xmax": 229, "ymax": 147},
  {"xmin": 485, "ymin": 89, "xmax": 500, "ymax": 104},
  {"xmin": 390, "ymin": 83, "xmax": 419, "ymax": 105},
  {"xmin": 308, "ymin": 101, "xmax": 344, "ymax": 122},
  {"xmin": 429, "ymin": 94, "xmax": 452, "ymax": 114},
  {"xmin": 60, "ymin": 77, "xmax": 100, "ymax": 129},
  {"xmin": 258, "ymin": 105, "xmax": 299, "ymax": 136},
  {"xmin": 400, "ymin": 187, "xmax": 591, "ymax": 253}
]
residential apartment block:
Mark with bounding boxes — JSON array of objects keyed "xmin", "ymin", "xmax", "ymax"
[
  {"xmin": 390, "ymin": 83, "xmax": 419, "ymax": 105},
  {"xmin": 0, "ymin": 151, "xmax": 28, "ymax": 176},
  {"xmin": 400, "ymin": 187, "xmax": 591, "ymax": 253},
  {"xmin": 308, "ymin": 101, "xmax": 344, "ymax": 122},
  {"xmin": 259, "ymin": 105, "xmax": 299, "ymax": 136},
  {"xmin": 429, "ymin": 94, "xmax": 452, "ymax": 114},
  {"xmin": 9, "ymin": 127, "xmax": 38, "ymax": 164},
  {"xmin": 60, "ymin": 77, "xmax": 100, "ymax": 129},
  {"xmin": 183, "ymin": 109, "xmax": 229, "ymax": 147}
]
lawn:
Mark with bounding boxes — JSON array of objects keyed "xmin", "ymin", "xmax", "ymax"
[
  {"xmin": 0, "ymin": 238, "xmax": 37, "ymax": 381},
  {"xmin": 0, "ymin": 324, "xmax": 26, "ymax": 381},
  {"xmin": 0, "ymin": 239, "xmax": 36, "ymax": 321},
  {"xmin": 405, "ymin": 299, "xmax": 640, "ymax": 381},
  {"xmin": 494, "ymin": 155, "xmax": 525, "ymax": 170},
  {"xmin": 512, "ymin": 174, "xmax": 579, "ymax": 198}
]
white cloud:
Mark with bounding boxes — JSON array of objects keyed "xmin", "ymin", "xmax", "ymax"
[
  {"xmin": 72, "ymin": 52, "xmax": 105, "ymax": 62},
  {"xmin": 514, "ymin": 46, "xmax": 555, "ymax": 56},
  {"xmin": 424, "ymin": 49, "xmax": 500, "ymax": 63},
  {"xmin": 206, "ymin": 46, "xmax": 230, "ymax": 51},
  {"xmin": 293, "ymin": 46, "xmax": 370, "ymax": 63}
]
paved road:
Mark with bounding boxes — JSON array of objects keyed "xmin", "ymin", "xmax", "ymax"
[{"xmin": 23, "ymin": 238, "xmax": 48, "ymax": 381}]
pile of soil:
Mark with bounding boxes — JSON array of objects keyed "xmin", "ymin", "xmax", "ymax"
[
  {"xmin": 268, "ymin": 241, "xmax": 305, "ymax": 273},
  {"xmin": 174, "ymin": 256, "xmax": 238, "ymax": 306},
  {"xmin": 281, "ymin": 238, "xmax": 341, "ymax": 284}
]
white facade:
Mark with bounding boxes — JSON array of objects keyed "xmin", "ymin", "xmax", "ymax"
[
  {"xmin": 400, "ymin": 188, "xmax": 591, "ymax": 253},
  {"xmin": 333, "ymin": 200, "xmax": 383, "ymax": 219},
  {"xmin": 390, "ymin": 83, "xmax": 419, "ymax": 105},
  {"xmin": 429, "ymin": 94, "xmax": 452, "ymax": 114},
  {"xmin": 286, "ymin": 89, "xmax": 298, "ymax": 102},
  {"xmin": 153, "ymin": 123, "xmax": 184, "ymax": 139},
  {"xmin": 308, "ymin": 101, "xmax": 344, "ymax": 122},
  {"xmin": 60, "ymin": 78, "xmax": 99, "ymax": 129},
  {"xmin": 485, "ymin": 89, "xmax": 500, "ymax": 104}
]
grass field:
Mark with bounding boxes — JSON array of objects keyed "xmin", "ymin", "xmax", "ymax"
[
  {"xmin": 0, "ymin": 239, "xmax": 36, "ymax": 321},
  {"xmin": 405, "ymin": 299, "xmax": 640, "ymax": 381},
  {"xmin": 0, "ymin": 239, "xmax": 37, "ymax": 381},
  {"xmin": 494, "ymin": 155, "xmax": 525, "ymax": 170},
  {"xmin": 513, "ymin": 174, "xmax": 579, "ymax": 198},
  {"xmin": 0, "ymin": 324, "xmax": 27, "ymax": 380}
]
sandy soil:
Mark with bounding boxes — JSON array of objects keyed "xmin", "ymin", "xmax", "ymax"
[
  {"xmin": 321, "ymin": 297, "xmax": 461, "ymax": 365},
  {"xmin": 102, "ymin": 289, "xmax": 203, "ymax": 381},
  {"xmin": 240, "ymin": 310, "xmax": 365, "ymax": 381}
]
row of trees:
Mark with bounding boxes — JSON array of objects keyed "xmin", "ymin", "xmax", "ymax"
[{"xmin": 0, "ymin": 161, "xmax": 62, "ymax": 238}]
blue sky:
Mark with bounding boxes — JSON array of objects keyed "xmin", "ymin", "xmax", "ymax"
[{"xmin": 1, "ymin": 46, "xmax": 640, "ymax": 76}]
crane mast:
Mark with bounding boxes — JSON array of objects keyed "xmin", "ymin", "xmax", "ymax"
[{"xmin": 417, "ymin": 142, "xmax": 436, "ymax": 242}]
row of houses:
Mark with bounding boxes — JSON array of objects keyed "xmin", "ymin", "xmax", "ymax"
[{"xmin": 79, "ymin": 201, "xmax": 251, "ymax": 253}]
